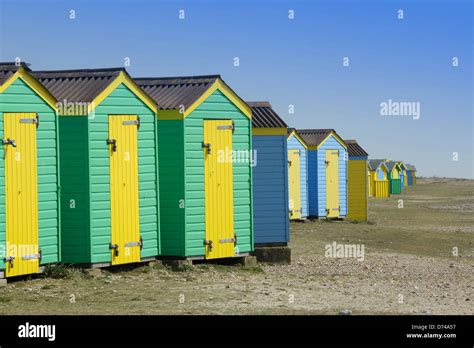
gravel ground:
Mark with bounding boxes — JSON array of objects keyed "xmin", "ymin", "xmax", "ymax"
[{"xmin": 0, "ymin": 178, "xmax": 472, "ymax": 315}]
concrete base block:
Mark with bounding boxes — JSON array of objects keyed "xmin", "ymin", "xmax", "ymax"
[
  {"xmin": 0, "ymin": 278, "xmax": 7, "ymax": 287},
  {"xmin": 252, "ymin": 246, "xmax": 291, "ymax": 264},
  {"xmin": 162, "ymin": 259, "xmax": 193, "ymax": 271},
  {"xmin": 84, "ymin": 268, "xmax": 104, "ymax": 278},
  {"xmin": 237, "ymin": 255, "xmax": 258, "ymax": 268},
  {"xmin": 143, "ymin": 260, "xmax": 161, "ymax": 268}
]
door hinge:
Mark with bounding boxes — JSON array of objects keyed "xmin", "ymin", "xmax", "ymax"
[
  {"xmin": 107, "ymin": 138, "xmax": 117, "ymax": 152},
  {"xmin": 124, "ymin": 237, "xmax": 143, "ymax": 250},
  {"xmin": 3, "ymin": 138, "xmax": 16, "ymax": 147},
  {"xmin": 109, "ymin": 243, "xmax": 119, "ymax": 256},
  {"xmin": 202, "ymin": 142, "xmax": 211, "ymax": 154},
  {"xmin": 123, "ymin": 116, "xmax": 140, "ymax": 129},
  {"xmin": 19, "ymin": 114, "xmax": 39, "ymax": 128},
  {"xmin": 219, "ymin": 237, "xmax": 236, "ymax": 244},
  {"xmin": 204, "ymin": 239, "xmax": 213, "ymax": 252},
  {"xmin": 4, "ymin": 256, "xmax": 14, "ymax": 268},
  {"xmin": 22, "ymin": 251, "xmax": 42, "ymax": 261}
]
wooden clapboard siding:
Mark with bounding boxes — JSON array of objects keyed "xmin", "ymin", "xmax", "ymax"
[{"xmin": 252, "ymin": 135, "xmax": 289, "ymax": 244}]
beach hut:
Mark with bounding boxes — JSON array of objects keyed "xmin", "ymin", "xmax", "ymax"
[
  {"xmin": 406, "ymin": 164, "xmax": 417, "ymax": 186},
  {"xmin": 368, "ymin": 159, "xmax": 390, "ymax": 198},
  {"xmin": 248, "ymin": 102, "xmax": 289, "ymax": 248},
  {"xmin": 0, "ymin": 62, "xmax": 60, "ymax": 278},
  {"xmin": 345, "ymin": 140, "xmax": 368, "ymax": 221},
  {"xmin": 385, "ymin": 160, "xmax": 402, "ymax": 194},
  {"xmin": 135, "ymin": 75, "xmax": 253, "ymax": 260},
  {"xmin": 287, "ymin": 129, "xmax": 309, "ymax": 220},
  {"xmin": 397, "ymin": 161, "xmax": 407, "ymax": 190},
  {"xmin": 298, "ymin": 129, "xmax": 347, "ymax": 219},
  {"xmin": 33, "ymin": 67, "xmax": 160, "ymax": 267}
]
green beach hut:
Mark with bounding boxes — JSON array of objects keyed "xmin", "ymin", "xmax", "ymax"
[
  {"xmin": 0, "ymin": 62, "xmax": 60, "ymax": 278},
  {"xmin": 386, "ymin": 160, "xmax": 402, "ymax": 194},
  {"xmin": 33, "ymin": 67, "xmax": 160, "ymax": 267},
  {"xmin": 135, "ymin": 75, "xmax": 254, "ymax": 260}
]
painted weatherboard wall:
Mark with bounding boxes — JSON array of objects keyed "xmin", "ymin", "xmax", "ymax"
[
  {"xmin": 287, "ymin": 134, "xmax": 308, "ymax": 218},
  {"xmin": 59, "ymin": 83, "xmax": 159, "ymax": 263},
  {"xmin": 157, "ymin": 120, "xmax": 185, "ymax": 256},
  {"xmin": 252, "ymin": 135, "xmax": 289, "ymax": 244},
  {"xmin": 407, "ymin": 171, "xmax": 414, "ymax": 186},
  {"xmin": 0, "ymin": 78, "xmax": 60, "ymax": 269},
  {"xmin": 183, "ymin": 90, "xmax": 253, "ymax": 257},
  {"xmin": 347, "ymin": 157, "xmax": 368, "ymax": 221},
  {"xmin": 59, "ymin": 116, "xmax": 90, "ymax": 263},
  {"xmin": 308, "ymin": 135, "xmax": 347, "ymax": 217}
]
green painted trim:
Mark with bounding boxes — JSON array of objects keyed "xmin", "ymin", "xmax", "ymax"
[
  {"xmin": 249, "ymin": 120, "xmax": 255, "ymax": 252},
  {"xmin": 55, "ymin": 111, "xmax": 62, "ymax": 263},
  {"xmin": 86, "ymin": 118, "xmax": 92, "ymax": 261},
  {"xmin": 182, "ymin": 120, "xmax": 187, "ymax": 256},
  {"xmin": 154, "ymin": 112, "xmax": 161, "ymax": 255}
]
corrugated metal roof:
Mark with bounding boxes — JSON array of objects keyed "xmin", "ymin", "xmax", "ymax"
[
  {"xmin": 297, "ymin": 129, "xmax": 335, "ymax": 147},
  {"xmin": 405, "ymin": 164, "xmax": 417, "ymax": 171},
  {"xmin": 247, "ymin": 101, "xmax": 288, "ymax": 128},
  {"xmin": 344, "ymin": 139, "xmax": 368, "ymax": 157},
  {"xmin": 385, "ymin": 160, "xmax": 399, "ymax": 171},
  {"xmin": 0, "ymin": 62, "xmax": 31, "ymax": 86},
  {"xmin": 134, "ymin": 75, "xmax": 220, "ymax": 110},
  {"xmin": 31, "ymin": 68, "xmax": 124, "ymax": 103},
  {"xmin": 368, "ymin": 159, "xmax": 386, "ymax": 171}
]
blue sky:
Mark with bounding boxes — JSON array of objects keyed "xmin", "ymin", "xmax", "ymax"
[{"xmin": 1, "ymin": 0, "xmax": 472, "ymax": 178}]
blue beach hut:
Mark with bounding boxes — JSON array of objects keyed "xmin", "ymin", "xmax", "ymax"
[
  {"xmin": 249, "ymin": 102, "xmax": 289, "ymax": 246},
  {"xmin": 298, "ymin": 129, "xmax": 347, "ymax": 219}
]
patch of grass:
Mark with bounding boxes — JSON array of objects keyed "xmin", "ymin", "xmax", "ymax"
[
  {"xmin": 237, "ymin": 266, "xmax": 265, "ymax": 274},
  {"xmin": 40, "ymin": 284, "xmax": 55, "ymax": 290},
  {"xmin": 0, "ymin": 296, "xmax": 11, "ymax": 303},
  {"xmin": 43, "ymin": 264, "xmax": 74, "ymax": 279}
]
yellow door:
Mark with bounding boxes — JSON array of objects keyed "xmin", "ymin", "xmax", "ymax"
[
  {"xmin": 204, "ymin": 120, "xmax": 235, "ymax": 259},
  {"xmin": 367, "ymin": 171, "xmax": 373, "ymax": 197},
  {"xmin": 325, "ymin": 150, "xmax": 339, "ymax": 218},
  {"xmin": 4, "ymin": 113, "xmax": 40, "ymax": 277},
  {"xmin": 347, "ymin": 160, "xmax": 367, "ymax": 221},
  {"xmin": 288, "ymin": 150, "xmax": 301, "ymax": 219},
  {"xmin": 108, "ymin": 115, "xmax": 140, "ymax": 265}
]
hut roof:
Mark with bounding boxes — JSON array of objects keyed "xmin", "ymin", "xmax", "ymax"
[
  {"xmin": 344, "ymin": 139, "xmax": 369, "ymax": 157},
  {"xmin": 135, "ymin": 75, "xmax": 251, "ymax": 118},
  {"xmin": 32, "ymin": 67, "xmax": 124, "ymax": 103},
  {"xmin": 368, "ymin": 159, "xmax": 387, "ymax": 171},
  {"xmin": 297, "ymin": 129, "xmax": 346, "ymax": 149},
  {"xmin": 247, "ymin": 102, "xmax": 287, "ymax": 128},
  {"xmin": 135, "ymin": 75, "xmax": 219, "ymax": 110},
  {"xmin": 0, "ymin": 62, "xmax": 31, "ymax": 86},
  {"xmin": 405, "ymin": 164, "xmax": 417, "ymax": 171}
]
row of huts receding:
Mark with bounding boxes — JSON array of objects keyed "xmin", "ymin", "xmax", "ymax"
[
  {"xmin": 0, "ymin": 63, "xmax": 256, "ymax": 278},
  {"xmin": 0, "ymin": 61, "xmax": 417, "ymax": 278}
]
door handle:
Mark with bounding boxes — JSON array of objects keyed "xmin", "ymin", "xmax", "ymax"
[
  {"xmin": 107, "ymin": 139, "xmax": 117, "ymax": 152},
  {"xmin": 4, "ymin": 256, "xmax": 14, "ymax": 268},
  {"xmin": 109, "ymin": 243, "xmax": 119, "ymax": 256},
  {"xmin": 3, "ymin": 138, "xmax": 16, "ymax": 147},
  {"xmin": 202, "ymin": 142, "xmax": 211, "ymax": 154}
]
